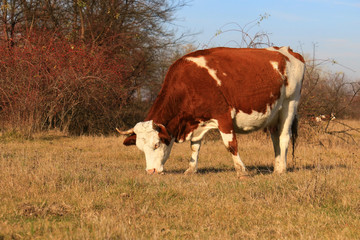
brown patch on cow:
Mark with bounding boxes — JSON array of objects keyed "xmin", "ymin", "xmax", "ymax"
[
  {"xmin": 272, "ymin": 58, "xmax": 289, "ymax": 86},
  {"xmin": 227, "ymin": 135, "xmax": 238, "ymax": 155},
  {"xmin": 155, "ymin": 123, "xmax": 172, "ymax": 145},
  {"xmin": 201, "ymin": 48, "xmax": 286, "ymax": 114},
  {"xmin": 287, "ymin": 47, "xmax": 305, "ymax": 63},
  {"xmin": 185, "ymin": 49, "xmax": 213, "ymax": 58},
  {"xmin": 166, "ymin": 113, "xmax": 206, "ymax": 142},
  {"xmin": 277, "ymin": 58, "xmax": 288, "ymax": 77}
]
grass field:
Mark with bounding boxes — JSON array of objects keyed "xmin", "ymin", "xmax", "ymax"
[{"xmin": 0, "ymin": 120, "xmax": 360, "ymax": 239}]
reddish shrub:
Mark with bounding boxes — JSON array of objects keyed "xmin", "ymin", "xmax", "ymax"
[{"xmin": 0, "ymin": 30, "xmax": 143, "ymax": 135}]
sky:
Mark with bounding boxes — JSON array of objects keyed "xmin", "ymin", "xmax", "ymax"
[{"xmin": 173, "ymin": 0, "xmax": 360, "ymax": 80}]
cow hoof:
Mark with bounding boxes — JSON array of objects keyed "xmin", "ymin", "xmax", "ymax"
[
  {"xmin": 147, "ymin": 168, "xmax": 165, "ymax": 175},
  {"xmin": 238, "ymin": 175, "xmax": 250, "ymax": 180},
  {"xmin": 147, "ymin": 168, "xmax": 156, "ymax": 175},
  {"xmin": 184, "ymin": 168, "xmax": 197, "ymax": 175},
  {"xmin": 274, "ymin": 169, "xmax": 287, "ymax": 174},
  {"xmin": 237, "ymin": 172, "xmax": 250, "ymax": 180}
]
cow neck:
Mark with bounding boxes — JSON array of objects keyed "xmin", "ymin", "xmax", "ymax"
[{"xmin": 144, "ymin": 92, "xmax": 180, "ymax": 138}]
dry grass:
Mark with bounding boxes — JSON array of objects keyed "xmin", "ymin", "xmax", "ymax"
[{"xmin": 1, "ymin": 121, "xmax": 360, "ymax": 239}]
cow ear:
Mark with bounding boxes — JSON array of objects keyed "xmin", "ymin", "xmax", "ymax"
[
  {"xmin": 123, "ymin": 134, "xmax": 136, "ymax": 146},
  {"xmin": 153, "ymin": 122, "xmax": 172, "ymax": 145}
]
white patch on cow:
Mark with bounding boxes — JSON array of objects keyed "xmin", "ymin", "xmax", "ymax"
[
  {"xmin": 220, "ymin": 131, "xmax": 233, "ymax": 148},
  {"xmin": 230, "ymin": 108, "xmax": 236, "ymax": 119},
  {"xmin": 270, "ymin": 61, "xmax": 278, "ymax": 71},
  {"xmin": 234, "ymin": 109, "xmax": 269, "ymax": 132},
  {"xmin": 186, "ymin": 56, "xmax": 222, "ymax": 86},
  {"xmin": 266, "ymin": 46, "xmax": 305, "ymax": 98},
  {"xmin": 184, "ymin": 140, "xmax": 201, "ymax": 174},
  {"xmin": 191, "ymin": 119, "xmax": 219, "ymax": 142},
  {"xmin": 186, "ymin": 119, "xmax": 219, "ymax": 142},
  {"xmin": 269, "ymin": 60, "xmax": 285, "ymax": 79},
  {"xmin": 223, "ymin": 72, "xmax": 227, "ymax": 77},
  {"xmin": 233, "ymin": 103, "xmax": 281, "ymax": 132},
  {"xmin": 133, "ymin": 120, "xmax": 174, "ymax": 173}
]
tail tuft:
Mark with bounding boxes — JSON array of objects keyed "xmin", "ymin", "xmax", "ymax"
[{"xmin": 291, "ymin": 115, "xmax": 298, "ymax": 159}]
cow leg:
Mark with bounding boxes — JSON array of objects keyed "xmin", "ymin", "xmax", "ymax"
[
  {"xmin": 272, "ymin": 101, "xmax": 297, "ymax": 173},
  {"xmin": 219, "ymin": 131, "xmax": 247, "ymax": 178},
  {"xmin": 272, "ymin": 128, "xmax": 290, "ymax": 174},
  {"xmin": 270, "ymin": 129, "xmax": 282, "ymax": 173},
  {"xmin": 184, "ymin": 140, "xmax": 201, "ymax": 174}
]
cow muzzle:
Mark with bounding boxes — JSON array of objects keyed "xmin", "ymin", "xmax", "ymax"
[{"xmin": 146, "ymin": 168, "xmax": 164, "ymax": 175}]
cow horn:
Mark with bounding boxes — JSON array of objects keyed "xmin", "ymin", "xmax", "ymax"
[{"xmin": 116, "ymin": 128, "xmax": 134, "ymax": 135}]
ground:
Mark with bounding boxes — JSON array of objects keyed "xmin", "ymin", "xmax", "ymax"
[{"xmin": 0, "ymin": 120, "xmax": 359, "ymax": 239}]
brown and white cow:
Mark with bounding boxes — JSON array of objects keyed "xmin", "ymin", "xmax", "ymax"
[{"xmin": 118, "ymin": 46, "xmax": 305, "ymax": 177}]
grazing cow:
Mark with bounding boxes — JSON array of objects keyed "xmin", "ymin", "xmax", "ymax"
[{"xmin": 118, "ymin": 46, "xmax": 305, "ymax": 177}]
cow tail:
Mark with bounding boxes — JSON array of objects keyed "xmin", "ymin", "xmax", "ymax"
[{"xmin": 291, "ymin": 115, "xmax": 298, "ymax": 160}]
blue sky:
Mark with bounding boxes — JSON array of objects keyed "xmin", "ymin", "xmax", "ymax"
[{"xmin": 174, "ymin": 0, "xmax": 360, "ymax": 80}]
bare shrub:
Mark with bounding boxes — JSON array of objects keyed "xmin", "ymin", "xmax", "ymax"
[
  {"xmin": 204, "ymin": 14, "xmax": 272, "ymax": 48},
  {"xmin": 298, "ymin": 46, "xmax": 360, "ymax": 143}
]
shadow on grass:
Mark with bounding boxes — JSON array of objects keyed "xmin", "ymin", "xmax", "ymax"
[
  {"xmin": 166, "ymin": 164, "xmax": 348, "ymax": 176},
  {"xmin": 165, "ymin": 167, "xmax": 235, "ymax": 175},
  {"xmin": 247, "ymin": 165, "xmax": 273, "ymax": 175},
  {"xmin": 247, "ymin": 163, "xmax": 348, "ymax": 176},
  {"xmin": 38, "ymin": 135, "xmax": 70, "ymax": 141},
  {"xmin": 244, "ymin": 165, "xmax": 319, "ymax": 175},
  {"xmin": 197, "ymin": 167, "xmax": 235, "ymax": 174}
]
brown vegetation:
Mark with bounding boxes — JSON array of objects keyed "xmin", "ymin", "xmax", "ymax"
[
  {"xmin": 299, "ymin": 49, "xmax": 360, "ymax": 120},
  {"xmin": 0, "ymin": 0, "xmax": 188, "ymax": 135}
]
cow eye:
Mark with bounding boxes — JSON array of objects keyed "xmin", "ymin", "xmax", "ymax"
[{"xmin": 154, "ymin": 142, "xmax": 160, "ymax": 149}]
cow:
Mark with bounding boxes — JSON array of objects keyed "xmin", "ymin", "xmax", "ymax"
[
  {"xmin": 117, "ymin": 46, "xmax": 305, "ymax": 177},
  {"xmin": 315, "ymin": 113, "xmax": 336, "ymax": 122}
]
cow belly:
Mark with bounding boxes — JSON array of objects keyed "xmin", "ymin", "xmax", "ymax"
[{"xmin": 232, "ymin": 105, "xmax": 279, "ymax": 133}]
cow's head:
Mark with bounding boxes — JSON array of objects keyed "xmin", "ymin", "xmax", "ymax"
[{"xmin": 118, "ymin": 120, "xmax": 174, "ymax": 174}]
